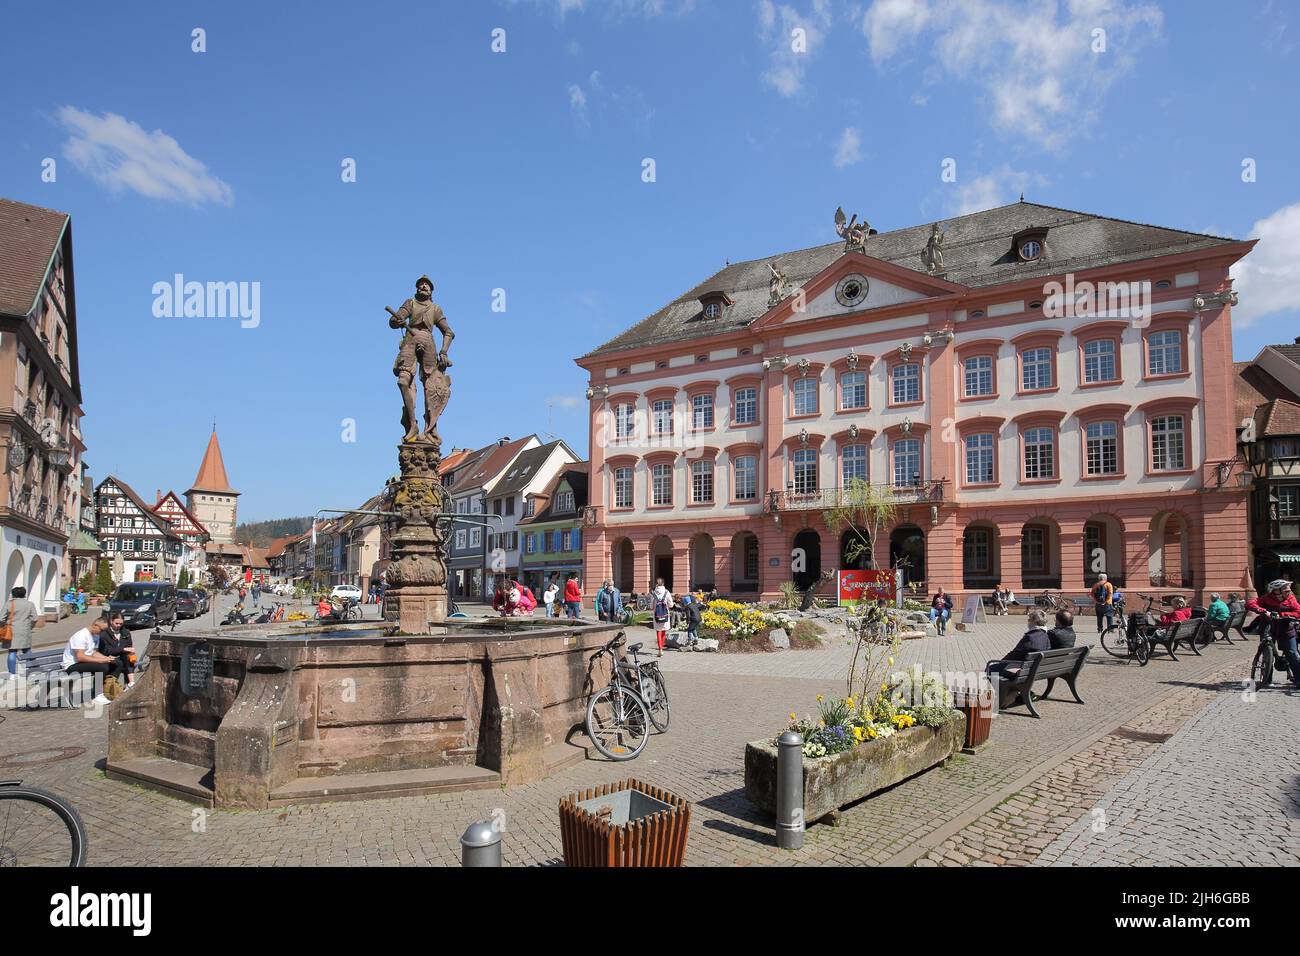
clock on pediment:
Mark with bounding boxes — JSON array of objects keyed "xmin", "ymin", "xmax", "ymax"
[{"xmin": 835, "ymin": 274, "xmax": 869, "ymax": 308}]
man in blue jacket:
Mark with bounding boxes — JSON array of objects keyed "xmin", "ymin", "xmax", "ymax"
[{"xmin": 595, "ymin": 581, "xmax": 624, "ymax": 623}]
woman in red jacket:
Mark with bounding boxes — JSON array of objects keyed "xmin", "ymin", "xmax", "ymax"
[
  {"xmin": 563, "ymin": 574, "xmax": 583, "ymax": 621},
  {"xmin": 1247, "ymin": 580, "xmax": 1300, "ymax": 685}
]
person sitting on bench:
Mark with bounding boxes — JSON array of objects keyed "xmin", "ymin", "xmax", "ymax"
[
  {"xmin": 61, "ymin": 617, "xmax": 122, "ymax": 705},
  {"xmin": 97, "ymin": 611, "xmax": 137, "ymax": 687},
  {"xmin": 987, "ymin": 608, "xmax": 1052, "ymax": 682},
  {"xmin": 1048, "ymin": 608, "xmax": 1077, "ymax": 648}
]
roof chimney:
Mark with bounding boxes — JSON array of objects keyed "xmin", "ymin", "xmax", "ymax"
[{"xmin": 156, "ymin": 489, "xmax": 161, "ymax": 503}]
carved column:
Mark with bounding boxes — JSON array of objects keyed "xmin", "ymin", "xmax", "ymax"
[{"xmin": 383, "ymin": 442, "xmax": 449, "ymax": 634}]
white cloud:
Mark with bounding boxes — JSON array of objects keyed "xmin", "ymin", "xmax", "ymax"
[
  {"xmin": 757, "ymin": 0, "xmax": 832, "ymax": 98},
  {"xmin": 547, "ymin": 394, "xmax": 582, "ymax": 409},
  {"xmin": 567, "ymin": 83, "xmax": 589, "ymax": 126},
  {"xmin": 833, "ymin": 127, "xmax": 864, "ymax": 168},
  {"xmin": 1230, "ymin": 202, "xmax": 1300, "ymax": 328},
  {"xmin": 57, "ymin": 107, "xmax": 232, "ymax": 206},
  {"xmin": 513, "ymin": 0, "xmax": 695, "ymax": 19},
  {"xmin": 944, "ymin": 165, "xmax": 1046, "ymax": 216},
  {"xmin": 861, "ymin": 0, "xmax": 1163, "ymax": 150}
]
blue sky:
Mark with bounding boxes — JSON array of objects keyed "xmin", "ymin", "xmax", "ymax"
[{"xmin": 3, "ymin": 0, "xmax": 1298, "ymax": 521}]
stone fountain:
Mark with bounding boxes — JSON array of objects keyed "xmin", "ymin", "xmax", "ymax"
[{"xmin": 104, "ymin": 276, "xmax": 622, "ymax": 809}]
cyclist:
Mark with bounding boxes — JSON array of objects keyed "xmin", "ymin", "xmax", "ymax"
[
  {"xmin": 1246, "ymin": 580, "xmax": 1300, "ymax": 686},
  {"xmin": 1090, "ymin": 573, "xmax": 1115, "ymax": 633}
]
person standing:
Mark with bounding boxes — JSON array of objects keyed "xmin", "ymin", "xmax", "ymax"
[
  {"xmin": 595, "ymin": 581, "xmax": 623, "ymax": 623},
  {"xmin": 543, "ymin": 579, "xmax": 559, "ymax": 619},
  {"xmin": 1090, "ymin": 573, "xmax": 1115, "ymax": 632},
  {"xmin": 251, "ymin": 583, "xmax": 261, "ymax": 607},
  {"xmin": 563, "ymin": 573, "xmax": 583, "ymax": 621},
  {"xmin": 651, "ymin": 578, "xmax": 673, "ymax": 657},
  {"xmin": 1246, "ymin": 580, "xmax": 1300, "ymax": 686},
  {"xmin": 682, "ymin": 594, "xmax": 701, "ymax": 647},
  {"xmin": 0, "ymin": 586, "xmax": 38, "ymax": 683}
]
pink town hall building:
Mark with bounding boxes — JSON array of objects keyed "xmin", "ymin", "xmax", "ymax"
[{"xmin": 575, "ymin": 201, "xmax": 1257, "ymax": 605}]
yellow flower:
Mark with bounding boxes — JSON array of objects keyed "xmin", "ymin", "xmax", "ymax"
[
  {"xmin": 888, "ymin": 657, "xmax": 894, "ymax": 666},
  {"xmin": 852, "ymin": 727, "xmax": 864, "ymax": 742},
  {"xmin": 816, "ymin": 694, "xmax": 824, "ymax": 702},
  {"xmin": 789, "ymin": 712, "xmax": 797, "ymax": 721}
]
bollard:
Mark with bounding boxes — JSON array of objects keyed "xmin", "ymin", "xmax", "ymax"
[
  {"xmin": 460, "ymin": 820, "xmax": 502, "ymax": 867},
  {"xmin": 776, "ymin": 730, "xmax": 805, "ymax": 849}
]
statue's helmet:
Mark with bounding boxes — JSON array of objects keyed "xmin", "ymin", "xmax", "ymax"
[{"xmin": 415, "ymin": 275, "xmax": 434, "ymax": 292}]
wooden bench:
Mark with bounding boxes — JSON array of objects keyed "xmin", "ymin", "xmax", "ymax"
[
  {"xmin": 8, "ymin": 648, "xmax": 96, "ymax": 708},
  {"xmin": 1206, "ymin": 608, "xmax": 1247, "ymax": 645},
  {"xmin": 1146, "ymin": 617, "xmax": 1206, "ymax": 661},
  {"xmin": 985, "ymin": 645, "xmax": 1089, "ymax": 718}
]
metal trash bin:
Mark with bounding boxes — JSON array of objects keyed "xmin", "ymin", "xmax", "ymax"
[{"xmin": 559, "ymin": 779, "xmax": 690, "ymax": 867}]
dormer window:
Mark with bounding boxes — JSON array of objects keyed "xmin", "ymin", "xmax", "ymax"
[
  {"xmin": 1012, "ymin": 227, "xmax": 1049, "ymax": 263},
  {"xmin": 698, "ymin": 290, "xmax": 733, "ymax": 320}
]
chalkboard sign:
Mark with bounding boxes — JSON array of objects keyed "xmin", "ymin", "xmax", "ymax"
[{"xmin": 181, "ymin": 642, "xmax": 214, "ymax": 697}]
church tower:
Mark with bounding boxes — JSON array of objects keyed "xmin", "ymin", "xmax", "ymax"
[{"xmin": 185, "ymin": 428, "xmax": 240, "ymax": 545}]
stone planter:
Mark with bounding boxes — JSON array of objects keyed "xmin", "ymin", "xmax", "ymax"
[{"xmin": 744, "ymin": 712, "xmax": 965, "ymax": 824}]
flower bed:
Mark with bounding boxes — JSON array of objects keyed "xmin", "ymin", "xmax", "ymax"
[
  {"xmin": 743, "ymin": 602, "xmax": 965, "ymax": 822},
  {"xmin": 743, "ymin": 697, "xmax": 967, "ymax": 822},
  {"xmin": 697, "ymin": 599, "xmax": 822, "ymax": 652}
]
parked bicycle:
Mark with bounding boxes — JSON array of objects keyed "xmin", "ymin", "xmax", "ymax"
[
  {"xmin": 1033, "ymin": 589, "xmax": 1072, "ymax": 613},
  {"xmin": 0, "ymin": 779, "xmax": 87, "ymax": 866},
  {"xmin": 1100, "ymin": 593, "xmax": 1154, "ymax": 666},
  {"xmin": 584, "ymin": 634, "xmax": 670, "ymax": 760},
  {"xmin": 1250, "ymin": 611, "xmax": 1298, "ymax": 688}
]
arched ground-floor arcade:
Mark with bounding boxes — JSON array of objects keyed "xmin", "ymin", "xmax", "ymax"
[{"xmin": 584, "ymin": 488, "xmax": 1253, "ymax": 605}]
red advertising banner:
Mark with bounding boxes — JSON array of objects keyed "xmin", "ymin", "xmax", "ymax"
[{"xmin": 837, "ymin": 569, "xmax": 896, "ymax": 607}]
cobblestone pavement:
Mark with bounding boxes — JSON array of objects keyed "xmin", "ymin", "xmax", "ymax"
[{"xmin": 0, "ymin": 617, "xmax": 1267, "ymax": 866}]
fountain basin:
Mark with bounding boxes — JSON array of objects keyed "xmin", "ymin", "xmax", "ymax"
[{"xmin": 106, "ymin": 618, "xmax": 624, "ymax": 808}]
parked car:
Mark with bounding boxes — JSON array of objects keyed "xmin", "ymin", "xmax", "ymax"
[
  {"xmin": 108, "ymin": 582, "xmax": 178, "ymax": 630},
  {"xmin": 274, "ymin": 583, "xmax": 294, "ymax": 597},
  {"xmin": 330, "ymin": 584, "xmax": 362, "ymax": 602},
  {"xmin": 191, "ymin": 588, "xmax": 210, "ymax": 614},
  {"xmin": 175, "ymin": 589, "xmax": 200, "ymax": 619}
]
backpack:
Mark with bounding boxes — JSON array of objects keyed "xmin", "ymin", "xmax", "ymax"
[{"xmin": 653, "ymin": 594, "xmax": 670, "ymax": 621}]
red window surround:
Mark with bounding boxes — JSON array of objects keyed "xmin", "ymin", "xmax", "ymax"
[
  {"xmin": 1011, "ymin": 329, "xmax": 1064, "ymax": 396},
  {"xmin": 1012, "ymin": 409, "xmax": 1066, "ymax": 486},
  {"xmin": 1073, "ymin": 320, "xmax": 1127, "ymax": 388},
  {"xmin": 883, "ymin": 345, "xmax": 929, "ymax": 409},
  {"xmin": 725, "ymin": 441, "xmax": 763, "ymax": 505},
  {"xmin": 644, "ymin": 386, "xmax": 678, "ymax": 435},
  {"xmin": 954, "ymin": 338, "xmax": 1002, "ymax": 402},
  {"xmin": 685, "ymin": 447, "xmax": 719, "ymax": 508},
  {"xmin": 1141, "ymin": 314, "xmax": 1194, "ymax": 382},
  {"xmin": 684, "ymin": 379, "xmax": 720, "ymax": 433},
  {"xmin": 784, "ymin": 363, "xmax": 826, "ymax": 420},
  {"xmin": 606, "ymin": 454, "xmax": 638, "ymax": 512},
  {"xmin": 955, "ymin": 415, "xmax": 1006, "ymax": 489},
  {"xmin": 725, "ymin": 374, "xmax": 763, "ymax": 428},
  {"xmin": 828, "ymin": 354, "xmax": 874, "ymax": 413},
  {"xmin": 643, "ymin": 450, "xmax": 678, "ymax": 510},
  {"xmin": 1075, "ymin": 402, "xmax": 1131, "ymax": 480},
  {"xmin": 1137, "ymin": 396, "xmax": 1198, "ymax": 475}
]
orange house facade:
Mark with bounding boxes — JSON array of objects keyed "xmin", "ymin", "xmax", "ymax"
[{"xmin": 575, "ymin": 202, "xmax": 1257, "ymax": 605}]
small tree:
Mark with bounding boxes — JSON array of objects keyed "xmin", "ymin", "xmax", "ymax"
[
  {"xmin": 208, "ymin": 564, "xmax": 231, "ymax": 590},
  {"xmin": 94, "ymin": 560, "xmax": 114, "ymax": 595},
  {"xmin": 824, "ymin": 478, "xmax": 898, "ymax": 570},
  {"xmin": 177, "ymin": 566, "xmax": 190, "ymax": 589}
]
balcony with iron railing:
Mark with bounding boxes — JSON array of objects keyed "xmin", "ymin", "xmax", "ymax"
[{"xmin": 764, "ymin": 479, "xmax": 948, "ymax": 513}]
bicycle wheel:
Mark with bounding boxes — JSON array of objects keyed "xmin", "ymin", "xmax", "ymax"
[
  {"xmin": 641, "ymin": 666, "xmax": 671, "ymax": 733},
  {"xmin": 585, "ymin": 685, "xmax": 650, "ymax": 761},
  {"xmin": 0, "ymin": 787, "xmax": 87, "ymax": 867},
  {"xmin": 1251, "ymin": 644, "xmax": 1273, "ymax": 688},
  {"xmin": 1099, "ymin": 624, "xmax": 1130, "ymax": 659},
  {"xmin": 1134, "ymin": 633, "xmax": 1151, "ymax": 666}
]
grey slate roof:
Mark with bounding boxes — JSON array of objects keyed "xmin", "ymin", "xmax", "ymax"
[
  {"xmin": 490, "ymin": 440, "xmax": 573, "ymax": 498},
  {"xmin": 581, "ymin": 201, "xmax": 1239, "ymax": 360}
]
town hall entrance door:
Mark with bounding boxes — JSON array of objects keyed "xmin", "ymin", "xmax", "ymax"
[
  {"xmin": 650, "ymin": 535, "xmax": 674, "ymax": 591},
  {"xmin": 890, "ymin": 525, "xmax": 926, "ymax": 590}
]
